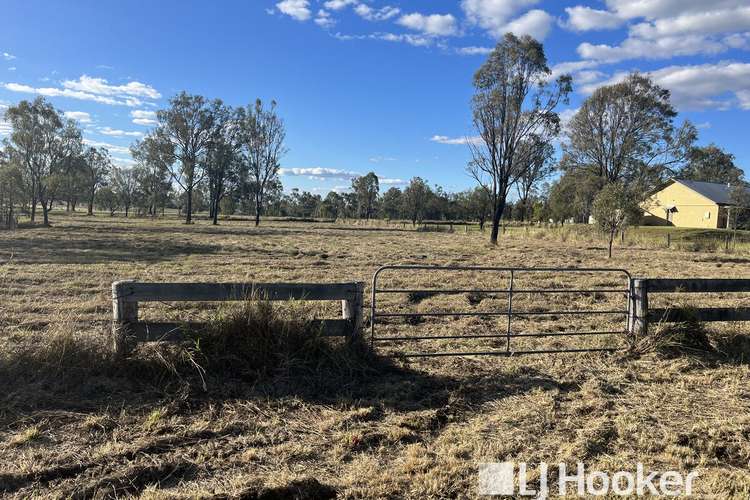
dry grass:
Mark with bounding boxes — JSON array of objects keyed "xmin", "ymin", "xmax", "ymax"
[{"xmin": 0, "ymin": 211, "xmax": 749, "ymax": 498}]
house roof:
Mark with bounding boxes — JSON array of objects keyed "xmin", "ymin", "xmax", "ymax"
[{"xmin": 673, "ymin": 179, "xmax": 748, "ymax": 205}]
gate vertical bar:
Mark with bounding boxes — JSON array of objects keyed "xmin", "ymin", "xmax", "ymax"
[{"xmin": 506, "ymin": 270, "xmax": 515, "ymax": 352}]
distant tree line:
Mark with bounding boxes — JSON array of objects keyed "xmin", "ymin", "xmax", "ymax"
[{"xmin": 2, "ymin": 34, "xmax": 748, "ymax": 235}]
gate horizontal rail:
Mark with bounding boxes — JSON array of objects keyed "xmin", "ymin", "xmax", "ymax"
[{"xmin": 371, "ymin": 265, "xmax": 632, "ymax": 357}]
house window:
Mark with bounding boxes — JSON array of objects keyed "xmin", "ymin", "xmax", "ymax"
[{"xmin": 705, "ymin": 211, "xmax": 711, "ymax": 219}]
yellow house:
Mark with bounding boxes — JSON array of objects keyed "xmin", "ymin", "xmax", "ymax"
[{"xmin": 641, "ymin": 179, "xmax": 746, "ymax": 229}]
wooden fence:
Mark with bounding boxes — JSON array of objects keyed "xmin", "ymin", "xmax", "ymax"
[
  {"xmin": 111, "ymin": 280, "xmax": 364, "ymax": 355},
  {"xmin": 629, "ymin": 278, "xmax": 750, "ymax": 335}
]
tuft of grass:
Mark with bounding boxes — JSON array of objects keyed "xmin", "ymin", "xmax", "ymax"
[
  {"xmin": 9, "ymin": 426, "xmax": 41, "ymax": 447},
  {"xmin": 171, "ymin": 298, "xmax": 380, "ymax": 391},
  {"xmin": 632, "ymin": 317, "xmax": 714, "ymax": 358},
  {"xmin": 143, "ymin": 408, "xmax": 167, "ymax": 431}
]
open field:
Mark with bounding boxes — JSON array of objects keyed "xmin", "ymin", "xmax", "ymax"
[{"xmin": 1, "ymin": 213, "xmax": 750, "ymax": 498}]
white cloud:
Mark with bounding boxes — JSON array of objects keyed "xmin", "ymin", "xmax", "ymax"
[
  {"xmin": 276, "ymin": 0, "xmax": 311, "ymax": 21},
  {"xmin": 502, "ymin": 9, "xmax": 553, "ymax": 40},
  {"xmin": 456, "ymin": 46, "xmax": 493, "ymax": 55},
  {"xmin": 2, "ymin": 52, "xmax": 15, "ymax": 61},
  {"xmin": 461, "ymin": 0, "xmax": 552, "ymax": 40},
  {"xmin": 550, "ymin": 59, "xmax": 601, "ymax": 79},
  {"xmin": 83, "ymin": 139, "xmax": 131, "ymax": 155},
  {"xmin": 7, "ymin": 67, "xmax": 16, "ymax": 71},
  {"xmin": 581, "ymin": 62, "xmax": 750, "ymax": 111},
  {"xmin": 372, "ymin": 32, "xmax": 434, "ymax": 47},
  {"xmin": 63, "ymin": 111, "xmax": 92, "ymax": 123},
  {"xmin": 379, "ymin": 178, "xmax": 407, "ymax": 185},
  {"xmin": 5, "ymin": 82, "xmax": 127, "ymax": 106},
  {"xmin": 604, "ymin": 0, "xmax": 747, "ymax": 21},
  {"xmin": 131, "ymin": 109, "xmax": 157, "ymax": 126},
  {"xmin": 280, "ymin": 167, "xmax": 359, "ymax": 180},
  {"xmin": 323, "ymin": 0, "xmax": 357, "ymax": 11},
  {"xmin": 4, "ymin": 75, "xmax": 160, "ymax": 107},
  {"xmin": 315, "ymin": 9, "xmax": 336, "ymax": 28},
  {"xmin": 430, "ymin": 134, "xmax": 482, "ymax": 145},
  {"xmin": 397, "ymin": 13, "xmax": 458, "ymax": 36},
  {"xmin": 99, "ymin": 126, "xmax": 143, "ymax": 137},
  {"xmin": 578, "ymin": 34, "xmax": 726, "ymax": 63},
  {"xmin": 62, "ymin": 75, "xmax": 161, "ymax": 100},
  {"xmin": 563, "ymin": 6, "xmax": 622, "ymax": 31},
  {"xmin": 575, "ymin": 70, "xmax": 606, "ymax": 84},
  {"xmin": 630, "ymin": 6, "xmax": 750, "ymax": 39},
  {"xmin": 564, "ymin": 2, "xmax": 750, "ymax": 64},
  {"xmin": 354, "ymin": 4, "xmax": 400, "ymax": 22}
]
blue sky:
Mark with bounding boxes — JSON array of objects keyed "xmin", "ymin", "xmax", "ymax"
[{"xmin": 1, "ymin": 0, "xmax": 749, "ymax": 195}]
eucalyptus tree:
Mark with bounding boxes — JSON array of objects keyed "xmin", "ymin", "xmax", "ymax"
[
  {"xmin": 4, "ymin": 98, "xmax": 83, "ymax": 225},
  {"xmin": 131, "ymin": 136, "xmax": 172, "ymax": 217},
  {"xmin": 351, "ymin": 172, "xmax": 379, "ymax": 220},
  {"xmin": 402, "ymin": 177, "xmax": 430, "ymax": 226},
  {"xmin": 564, "ymin": 73, "xmax": 696, "ymax": 190},
  {"xmin": 151, "ymin": 92, "xmax": 217, "ymax": 224},
  {"xmin": 514, "ymin": 135, "xmax": 555, "ymax": 222},
  {"xmin": 679, "ymin": 144, "xmax": 744, "ymax": 185},
  {"xmin": 468, "ymin": 33, "xmax": 572, "ymax": 244},
  {"xmin": 205, "ymin": 101, "xmax": 242, "ymax": 225},
  {"xmin": 83, "ymin": 146, "xmax": 112, "ymax": 215},
  {"xmin": 240, "ymin": 99, "xmax": 287, "ymax": 226},
  {"xmin": 110, "ymin": 166, "xmax": 139, "ymax": 217},
  {"xmin": 591, "ymin": 182, "xmax": 641, "ymax": 258},
  {"xmin": 380, "ymin": 187, "xmax": 403, "ymax": 220}
]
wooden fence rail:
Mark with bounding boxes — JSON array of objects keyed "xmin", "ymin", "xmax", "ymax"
[
  {"xmin": 629, "ymin": 278, "xmax": 750, "ymax": 336},
  {"xmin": 111, "ymin": 280, "xmax": 364, "ymax": 356}
]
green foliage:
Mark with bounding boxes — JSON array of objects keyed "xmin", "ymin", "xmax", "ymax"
[
  {"xmin": 591, "ymin": 182, "xmax": 642, "ymax": 257},
  {"xmin": 564, "ymin": 73, "xmax": 695, "ymax": 188},
  {"xmin": 468, "ymin": 33, "xmax": 572, "ymax": 243},
  {"xmin": 680, "ymin": 144, "xmax": 744, "ymax": 185},
  {"xmin": 351, "ymin": 172, "xmax": 379, "ymax": 219}
]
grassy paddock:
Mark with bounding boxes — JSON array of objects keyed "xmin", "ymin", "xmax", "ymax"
[{"xmin": 1, "ymin": 212, "xmax": 749, "ymax": 498}]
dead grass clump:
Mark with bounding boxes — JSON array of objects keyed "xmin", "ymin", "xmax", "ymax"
[
  {"xmin": 182, "ymin": 299, "xmax": 377, "ymax": 388},
  {"xmin": 631, "ymin": 311, "xmax": 714, "ymax": 358}
]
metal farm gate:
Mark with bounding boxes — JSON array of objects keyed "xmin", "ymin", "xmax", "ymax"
[{"xmin": 370, "ymin": 265, "xmax": 633, "ymax": 357}]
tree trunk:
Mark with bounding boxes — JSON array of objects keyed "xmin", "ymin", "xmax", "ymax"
[
  {"xmin": 212, "ymin": 198, "xmax": 219, "ymax": 226},
  {"xmin": 41, "ymin": 199, "xmax": 49, "ymax": 226},
  {"xmin": 254, "ymin": 194, "xmax": 261, "ymax": 227},
  {"xmin": 608, "ymin": 230, "xmax": 614, "ymax": 258},
  {"xmin": 489, "ymin": 201, "xmax": 504, "ymax": 245},
  {"xmin": 31, "ymin": 196, "xmax": 36, "ymax": 222},
  {"xmin": 185, "ymin": 185, "xmax": 193, "ymax": 224}
]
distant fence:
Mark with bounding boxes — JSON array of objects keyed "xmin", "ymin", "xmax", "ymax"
[
  {"xmin": 111, "ymin": 280, "xmax": 364, "ymax": 355},
  {"xmin": 629, "ymin": 278, "xmax": 750, "ymax": 336}
]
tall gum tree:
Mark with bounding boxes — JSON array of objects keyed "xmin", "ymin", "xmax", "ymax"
[
  {"xmin": 152, "ymin": 92, "xmax": 217, "ymax": 224},
  {"xmin": 468, "ymin": 33, "xmax": 572, "ymax": 245},
  {"xmin": 240, "ymin": 99, "xmax": 286, "ymax": 227},
  {"xmin": 563, "ymin": 73, "xmax": 696, "ymax": 192}
]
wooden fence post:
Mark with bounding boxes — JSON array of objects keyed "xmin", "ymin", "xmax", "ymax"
[
  {"xmin": 629, "ymin": 279, "xmax": 649, "ymax": 337},
  {"xmin": 667, "ymin": 233, "xmax": 671, "ymax": 248},
  {"xmin": 112, "ymin": 280, "xmax": 138, "ymax": 357},
  {"xmin": 342, "ymin": 282, "xmax": 364, "ymax": 341}
]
